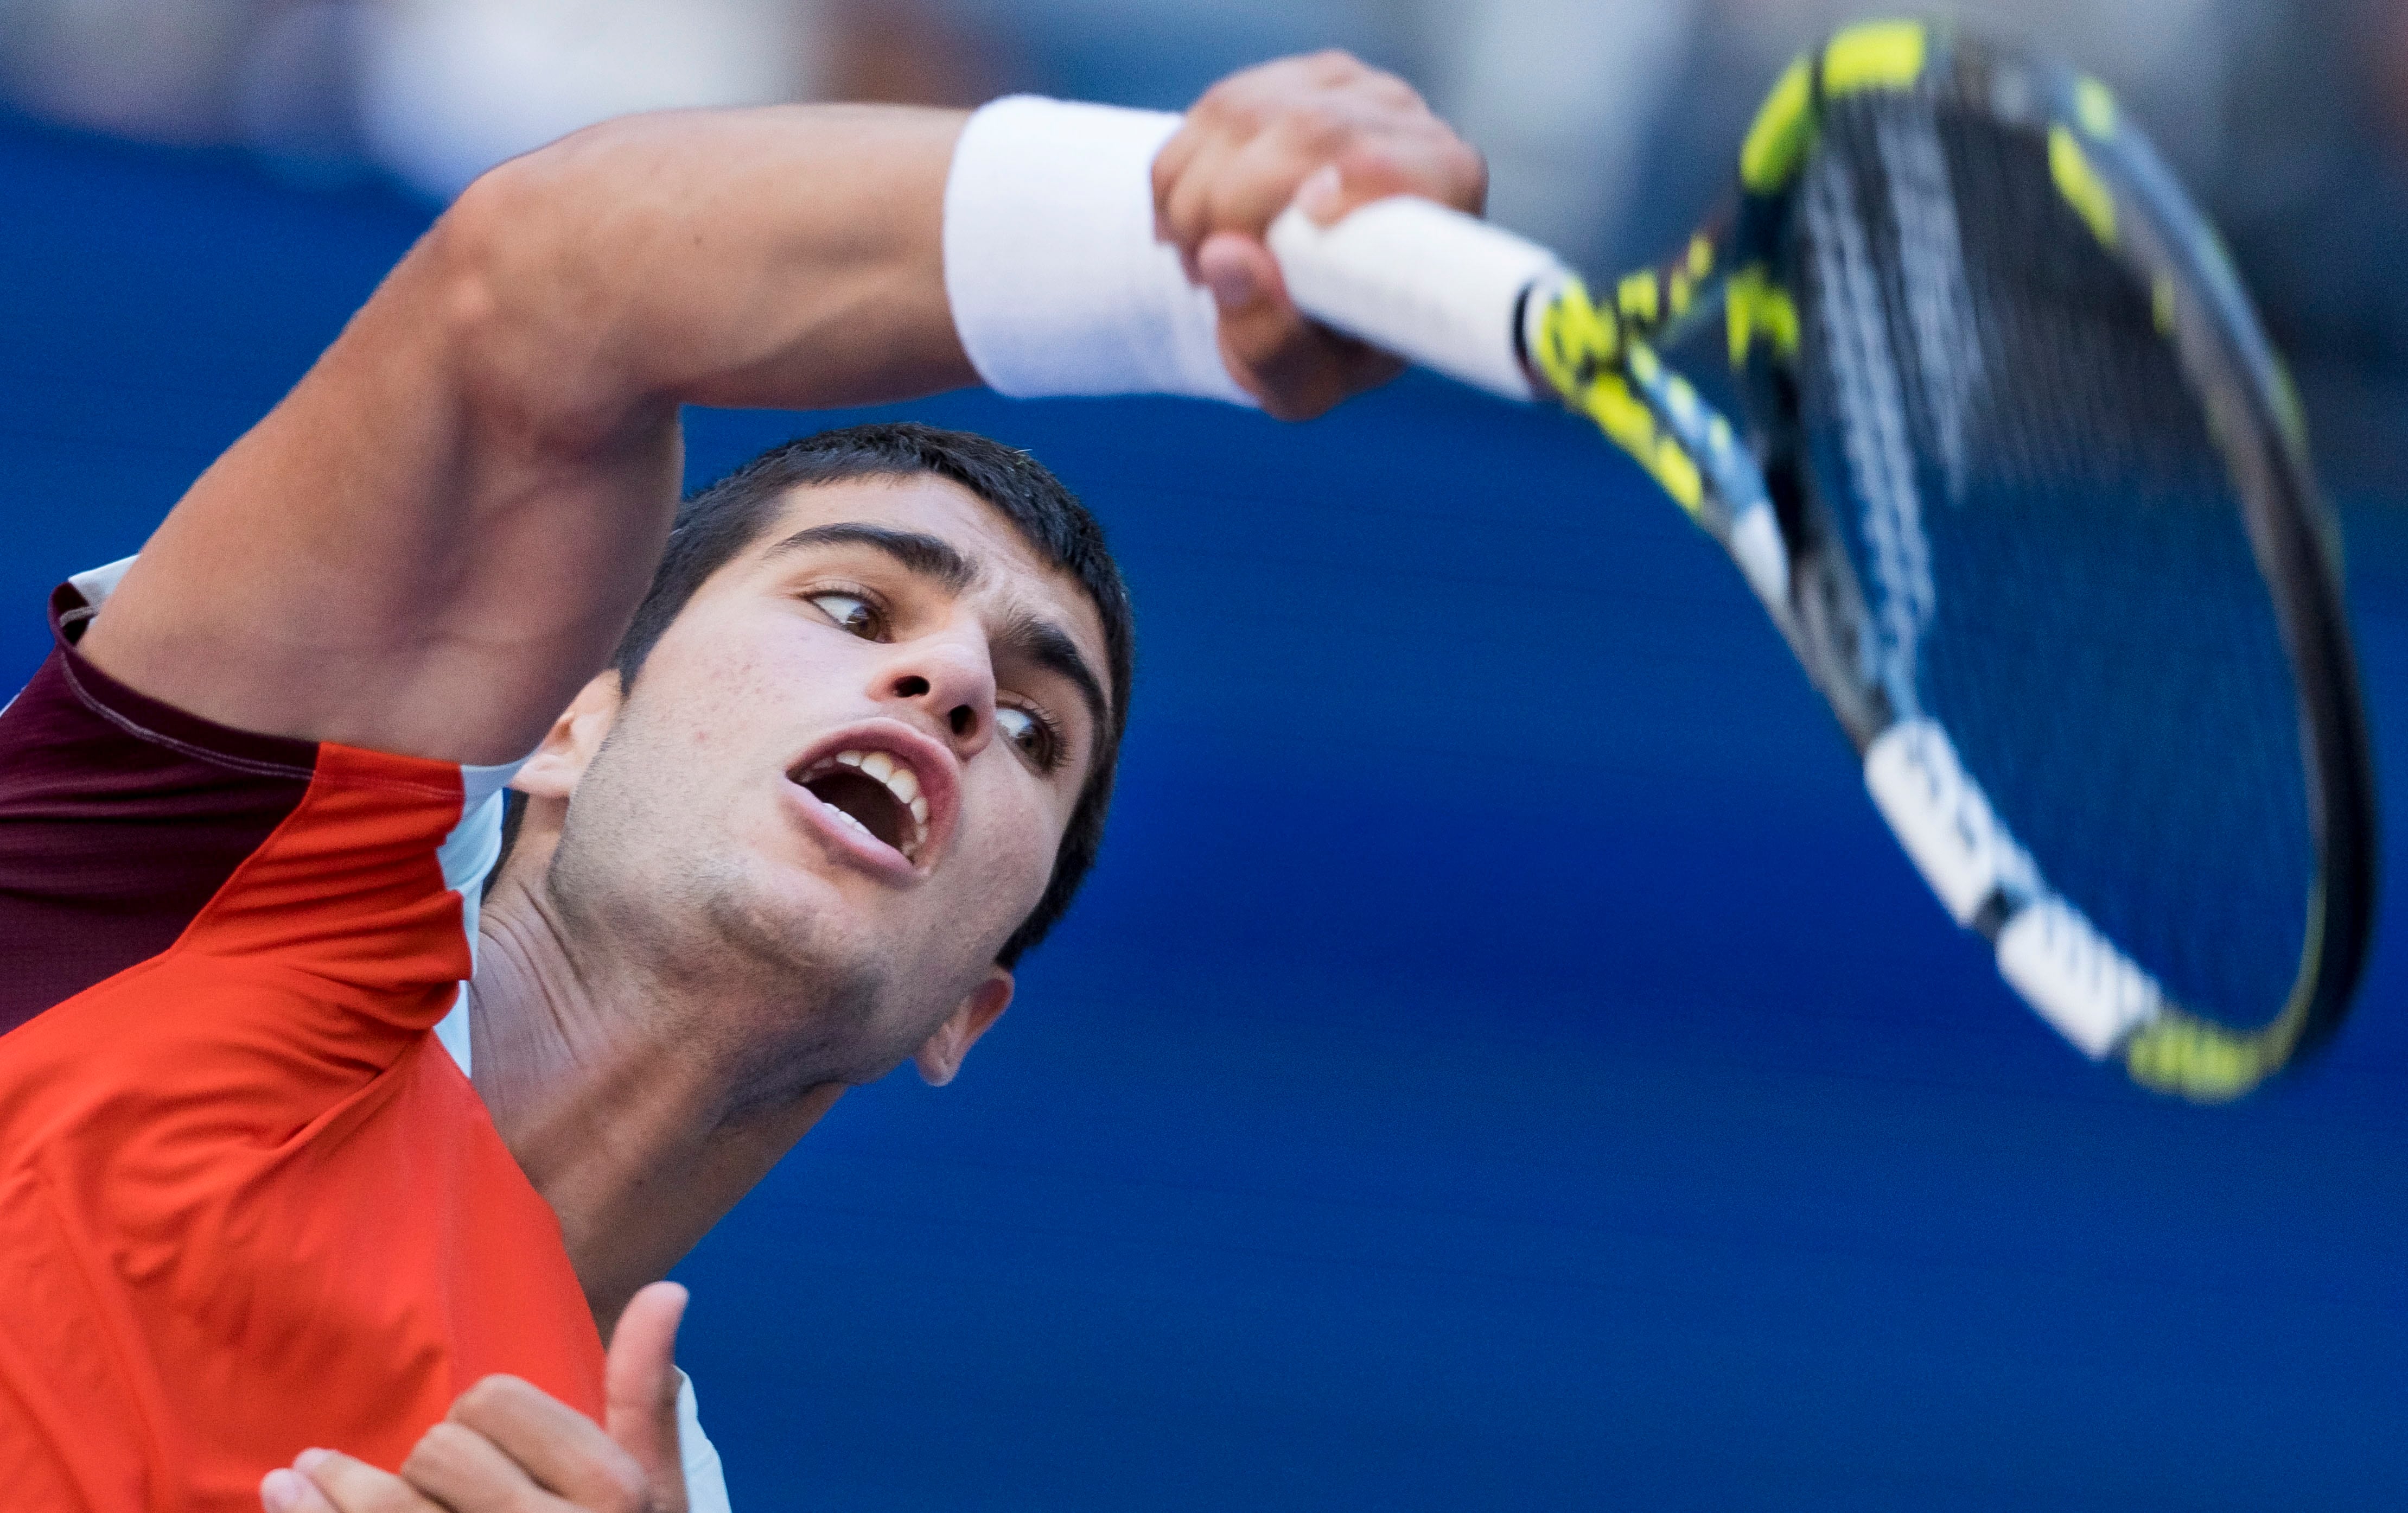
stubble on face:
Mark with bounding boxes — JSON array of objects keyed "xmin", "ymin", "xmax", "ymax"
[
  {"xmin": 542, "ymin": 701, "xmax": 901, "ymax": 1114},
  {"xmin": 531, "ymin": 475, "xmax": 1107, "ymax": 1118}
]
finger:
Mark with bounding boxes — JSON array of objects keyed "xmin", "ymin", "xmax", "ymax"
[
  {"xmin": 1223, "ymin": 317, "xmax": 1403, "ymax": 422},
  {"xmin": 1184, "ymin": 106, "xmax": 1362, "ymax": 244},
  {"xmin": 447, "ymin": 1375, "xmax": 649, "ymax": 1512},
  {"xmin": 604, "ymin": 1281, "xmax": 690, "ymax": 1510},
  {"xmin": 259, "ymin": 1467, "xmax": 340, "ymax": 1513},
  {"xmin": 403, "ymin": 1421, "xmax": 586, "ymax": 1513},
  {"xmin": 1258, "ymin": 120, "xmax": 1482, "ymax": 227},
  {"xmin": 1157, "ymin": 63, "xmax": 1307, "ymax": 265},
  {"xmin": 1150, "ymin": 117, "xmax": 1204, "ymax": 242},
  {"xmin": 1158, "ymin": 129, "xmax": 1244, "ymax": 277},
  {"xmin": 1294, "ymin": 164, "xmax": 1346, "ymax": 226},
  {"xmin": 1196, "ymin": 228, "xmax": 1406, "ymax": 418},
  {"xmin": 1160, "ymin": 56, "xmax": 1464, "ymax": 269},
  {"xmin": 1173, "ymin": 115, "xmax": 1476, "ymax": 267},
  {"xmin": 291, "ymin": 1449, "xmax": 442, "ymax": 1513},
  {"xmin": 1195, "ymin": 233, "xmax": 1285, "ymax": 323}
]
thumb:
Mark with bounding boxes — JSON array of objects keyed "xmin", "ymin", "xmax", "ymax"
[
  {"xmin": 1195, "ymin": 233, "xmax": 1282, "ymax": 318},
  {"xmin": 605, "ymin": 1281, "xmax": 690, "ymax": 1511}
]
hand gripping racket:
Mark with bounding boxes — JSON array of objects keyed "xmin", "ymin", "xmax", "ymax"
[{"xmin": 1270, "ymin": 19, "xmax": 2377, "ymax": 1100}]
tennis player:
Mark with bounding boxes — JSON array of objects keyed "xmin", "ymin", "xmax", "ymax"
[{"xmin": 0, "ymin": 51, "xmax": 1481, "ymax": 1513}]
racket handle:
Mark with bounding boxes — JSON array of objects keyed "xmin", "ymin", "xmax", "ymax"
[{"xmin": 1266, "ymin": 199, "xmax": 1569, "ymax": 404}]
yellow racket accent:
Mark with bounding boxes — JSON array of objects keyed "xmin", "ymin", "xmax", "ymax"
[
  {"xmin": 1740, "ymin": 56, "xmax": 1815, "ymax": 193},
  {"xmin": 1726, "ymin": 267, "xmax": 1801, "ymax": 365},
  {"xmin": 2125, "ymin": 889, "xmax": 2322, "ymax": 1101},
  {"xmin": 1741, "ymin": 23, "xmax": 1927, "ymax": 194},
  {"xmin": 1617, "ymin": 271, "xmax": 1661, "ymax": 324},
  {"xmin": 2125, "ymin": 1012, "xmax": 2296, "ymax": 1101},
  {"xmin": 2048, "ymin": 125, "xmax": 2119, "ymax": 247},
  {"xmin": 1530, "ymin": 277, "xmax": 1618, "ymax": 398},
  {"xmin": 1821, "ymin": 20, "xmax": 1927, "ymax": 96},
  {"xmin": 1535, "ymin": 283, "xmax": 1706, "ymax": 517}
]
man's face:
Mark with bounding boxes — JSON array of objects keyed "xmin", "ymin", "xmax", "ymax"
[{"xmin": 537, "ymin": 473, "xmax": 1112, "ymax": 1097}]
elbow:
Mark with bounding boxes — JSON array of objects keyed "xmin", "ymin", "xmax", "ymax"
[
  {"xmin": 419, "ymin": 147, "xmax": 645, "ymax": 448},
  {"xmin": 422, "ymin": 167, "xmax": 514, "ymax": 358}
]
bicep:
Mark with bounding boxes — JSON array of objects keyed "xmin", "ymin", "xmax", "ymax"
[
  {"xmin": 78, "ymin": 208, "xmax": 681, "ymax": 766},
  {"xmin": 74, "ymin": 104, "xmax": 974, "ymax": 766}
]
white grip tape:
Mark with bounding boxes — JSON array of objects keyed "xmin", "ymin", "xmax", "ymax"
[
  {"xmin": 1266, "ymin": 199, "xmax": 1565, "ymax": 402},
  {"xmin": 1862, "ymin": 718, "xmax": 2037, "ymax": 926},
  {"xmin": 1995, "ymin": 898, "xmax": 2166, "ymax": 1058}
]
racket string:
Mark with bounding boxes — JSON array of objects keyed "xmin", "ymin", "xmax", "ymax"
[{"xmin": 1787, "ymin": 88, "xmax": 2317, "ymax": 1031}]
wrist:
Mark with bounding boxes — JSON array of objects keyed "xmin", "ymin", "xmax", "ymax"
[{"xmin": 942, "ymin": 96, "xmax": 1256, "ymax": 408}]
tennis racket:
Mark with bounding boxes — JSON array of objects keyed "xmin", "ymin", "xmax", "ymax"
[{"xmin": 1269, "ymin": 18, "xmax": 2376, "ymax": 1101}]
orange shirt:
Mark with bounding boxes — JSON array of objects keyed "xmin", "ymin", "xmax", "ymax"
[{"xmin": 0, "ymin": 578, "xmax": 603, "ymax": 1511}]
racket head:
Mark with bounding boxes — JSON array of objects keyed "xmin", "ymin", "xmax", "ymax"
[{"xmin": 1557, "ymin": 20, "xmax": 2375, "ymax": 1098}]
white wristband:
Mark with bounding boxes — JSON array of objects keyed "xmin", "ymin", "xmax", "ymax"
[{"xmin": 943, "ymin": 96, "xmax": 1257, "ymax": 408}]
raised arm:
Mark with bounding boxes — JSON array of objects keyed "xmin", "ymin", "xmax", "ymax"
[
  {"xmin": 78, "ymin": 55, "xmax": 1480, "ymax": 768},
  {"xmin": 80, "ymin": 105, "xmax": 973, "ymax": 767}
]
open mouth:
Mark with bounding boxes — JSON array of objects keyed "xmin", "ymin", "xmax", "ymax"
[{"xmin": 789, "ymin": 747, "xmax": 931, "ymax": 862}]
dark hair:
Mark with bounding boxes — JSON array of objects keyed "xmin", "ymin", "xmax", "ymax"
[{"xmin": 499, "ymin": 422, "xmax": 1133, "ymax": 968}]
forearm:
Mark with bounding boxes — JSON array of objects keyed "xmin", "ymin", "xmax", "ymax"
[
  {"xmin": 444, "ymin": 104, "xmax": 974, "ymax": 429},
  {"xmin": 80, "ymin": 56, "xmax": 1477, "ymax": 767}
]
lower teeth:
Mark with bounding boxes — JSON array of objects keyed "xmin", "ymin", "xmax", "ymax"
[{"xmin": 824, "ymin": 797, "xmax": 915, "ymax": 857}]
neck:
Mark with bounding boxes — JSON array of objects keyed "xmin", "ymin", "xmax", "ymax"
[{"xmin": 469, "ymin": 869, "xmax": 845, "ymax": 1334}]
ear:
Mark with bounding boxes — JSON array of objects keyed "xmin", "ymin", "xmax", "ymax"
[
  {"xmin": 510, "ymin": 671, "xmax": 624, "ymax": 801},
  {"xmin": 914, "ymin": 969, "xmax": 1014, "ymax": 1087}
]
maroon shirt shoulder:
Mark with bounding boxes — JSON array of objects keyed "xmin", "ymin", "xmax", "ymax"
[{"xmin": 0, "ymin": 582, "xmax": 319, "ymax": 1034}]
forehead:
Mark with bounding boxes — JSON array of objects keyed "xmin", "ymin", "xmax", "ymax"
[{"xmin": 740, "ymin": 472, "xmax": 1108, "ymax": 658}]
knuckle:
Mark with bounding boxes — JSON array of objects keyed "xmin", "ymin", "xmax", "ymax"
[
  {"xmin": 1334, "ymin": 138, "xmax": 1404, "ymax": 186},
  {"xmin": 455, "ymin": 1373, "xmax": 534, "ymax": 1417},
  {"xmin": 404, "ymin": 1421, "xmax": 475, "ymax": 1468},
  {"xmin": 326, "ymin": 1459, "xmax": 422, "ymax": 1513},
  {"xmin": 1277, "ymin": 101, "xmax": 1348, "ymax": 150},
  {"xmin": 1189, "ymin": 76, "xmax": 1238, "ymax": 120},
  {"xmin": 1159, "ymin": 190, "xmax": 1205, "ymax": 241},
  {"xmin": 1372, "ymin": 73, "xmax": 1425, "ymax": 111}
]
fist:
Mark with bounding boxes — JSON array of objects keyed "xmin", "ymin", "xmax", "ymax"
[{"xmin": 1154, "ymin": 52, "xmax": 1487, "ymax": 420}]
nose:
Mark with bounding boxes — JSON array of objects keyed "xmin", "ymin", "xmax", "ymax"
[{"xmin": 872, "ymin": 633, "xmax": 995, "ymax": 759}]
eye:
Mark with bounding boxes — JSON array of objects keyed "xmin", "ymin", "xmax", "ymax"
[
  {"xmin": 806, "ymin": 592, "xmax": 884, "ymax": 640},
  {"xmin": 996, "ymin": 705, "xmax": 1061, "ymax": 769}
]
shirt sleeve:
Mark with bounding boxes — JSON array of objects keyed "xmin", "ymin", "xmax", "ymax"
[
  {"xmin": 0, "ymin": 572, "xmax": 321, "ymax": 1033},
  {"xmin": 0, "ymin": 565, "xmax": 517, "ymax": 1057},
  {"xmin": 678, "ymin": 1370, "xmax": 736, "ymax": 1513}
]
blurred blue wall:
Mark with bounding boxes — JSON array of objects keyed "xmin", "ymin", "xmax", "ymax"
[{"xmin": 5, "ymin": 116, "xmax": 2402, "ymax": 1510}]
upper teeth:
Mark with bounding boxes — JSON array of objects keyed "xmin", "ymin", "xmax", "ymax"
[{"xmin": 831, "ymin": 748, "xmax": 932, "ymax": 838}]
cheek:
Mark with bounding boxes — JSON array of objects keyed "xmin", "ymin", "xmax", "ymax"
[
  {"xmin": 958, "ymin": 773, "xmax": 1068, "ymax": 913},
  {"xmin": 646, "ymin": 622, "xmax": 852, "ymax": 762}
]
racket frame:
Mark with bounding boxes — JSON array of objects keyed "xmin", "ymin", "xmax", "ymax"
[
  {"xmin": 1537, "ymin": 20, "xmax": 2376, "ymax": 1098},
  {"xmin": 1270, "ymin": 18, "xmax": 2375, "ymax": 1098}
]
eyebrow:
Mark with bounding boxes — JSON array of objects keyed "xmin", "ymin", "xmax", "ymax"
[
  {"xmin": 767, "ymin": 519, "xmax": 1111, "ymax": 736},
  {"xmin": 763, "ymin": 522, "xmax": 977, "ymax": 594},
  {"xmin": 998, "ymin": 608, "xmax": 1111, "ymax": 736}
]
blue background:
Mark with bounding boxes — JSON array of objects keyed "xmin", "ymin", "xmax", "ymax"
[{"xmin": 6, "ymin": 116, "xmax": 2402, "ymax": 1509}]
